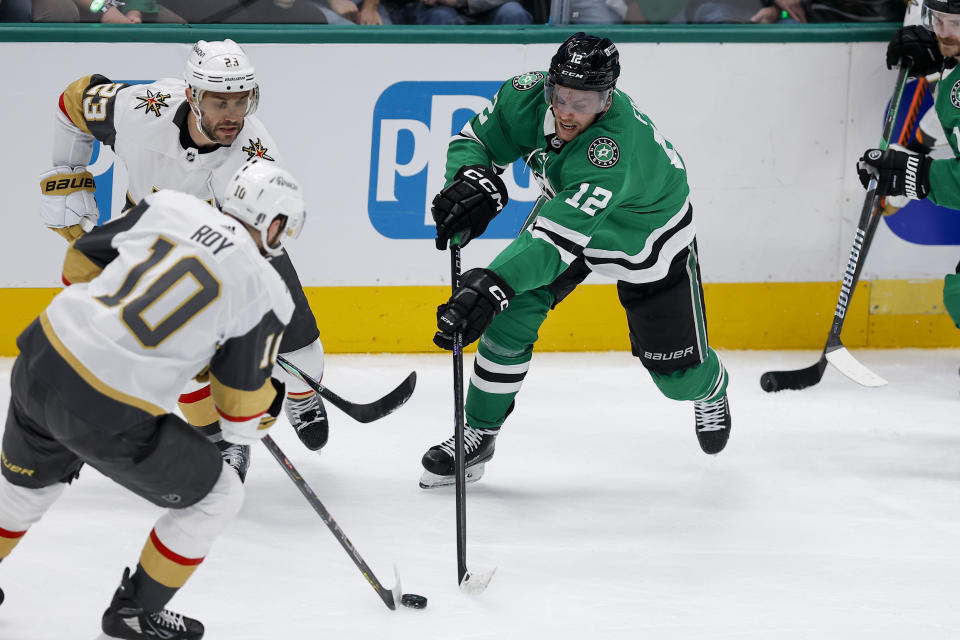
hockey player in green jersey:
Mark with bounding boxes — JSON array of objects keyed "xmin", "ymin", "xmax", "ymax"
[
  {"xmin": 419, "ymin": 33, "xmax": 732, "ymax": 489},
  {"xmin": 857, "ymin": 0, "xmax": 960, "ymax": 331}
]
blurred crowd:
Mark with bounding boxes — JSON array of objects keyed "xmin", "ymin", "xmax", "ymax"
[{"xmin": 0, "ymin": 0, "xmax": 908, "ymax": 26}]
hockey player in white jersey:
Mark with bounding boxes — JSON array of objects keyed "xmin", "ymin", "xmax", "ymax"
[
  {"xmin": 38, "ymin": 39, "xmax": 330, "ymax": 470},
  {"xmin": 0, "ymin": 160, "xmax": 305, "ymax": 639}
]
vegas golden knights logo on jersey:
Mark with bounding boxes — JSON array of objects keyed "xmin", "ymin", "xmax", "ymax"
[
  {"xmin": 134, "ymin": 89, "xmax": 172, "ymax": 118},
  {"xmin": 242, "ymin": 138, "xmax": 274, "ymax": 161}
]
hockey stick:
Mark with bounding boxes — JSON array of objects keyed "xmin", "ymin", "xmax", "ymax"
[
  {"xmin": 276, "ymin": 354, "xmax": 416, "ymax": 424},
  {"xmin": 261, "ymin": 433, "xmax": 403, "ymax": 610},
  {"xmin": 449, "ymin": 243, "xmax": 496, "ymax": 595},
  {"xmin": 760, "ymin": 64, "xmax": 909, "ymax": 392}
]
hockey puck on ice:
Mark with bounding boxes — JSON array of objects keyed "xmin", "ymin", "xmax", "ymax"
[
  {"xmin": 759, "ymin": 372, "xmax": 778, "ymax": 393},
  {"xmin": 400, "ymin": 593, "xmax": 427, "ymax": 609}
]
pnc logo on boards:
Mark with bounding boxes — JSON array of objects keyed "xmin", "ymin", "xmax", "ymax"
[{"xmin": 368, "ymin": 81, "xmax": 540, "ymax": 240}]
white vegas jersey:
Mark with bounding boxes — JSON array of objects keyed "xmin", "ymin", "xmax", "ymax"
[
  {"xmin": 45, "ymin": 190, "xmax": 293, "ymax": 417},
  {"xmin": 57, "ymin": 75, "xmax": 280, "ymax": 209}
]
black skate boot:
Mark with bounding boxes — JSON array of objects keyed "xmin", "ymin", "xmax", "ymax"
[
  {"xmin": 216, "ymin": 440, "xmax": 251, "ymax": 482},
  {"xmin": 419, "ymin": 425, "xmax": 498, "ymax": 489},
  {"xmin": 285, "ymin": 392, "xmax": 329, "ymax": 452},
  {"xmin": 694, "ymin": 394, "xmax": 731, "ymax": 455},
  {"xmin": 100, "ymin": 568, "xmax": 204, "ymax": 639}
]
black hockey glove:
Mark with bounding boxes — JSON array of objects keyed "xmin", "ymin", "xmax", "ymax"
[
  {"xmin": 432, "ymin": 164, "xmax": 509, "ymax": 251},
  {"xmin": 857, "ymin": 148, "xmax": 931, "ymax": 200},
  {"xmin": 260, "ymin": 377, "xmax": 286, "ymax": 429},
  {"xmin": 887, "ymin": 25, "xmax": 943, "ymax": 77},
  {"xmin": 434, "ymin": 268, "xmax": 515, "ymax": 350}
]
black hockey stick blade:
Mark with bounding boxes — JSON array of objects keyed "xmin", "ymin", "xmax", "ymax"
[
  {"xmin": 760, "ymin": 356, "xmax": 827, "ymax": 392},
  {"xmin": 261, "ymin": 434, "xmax": 403, "ymax": 610},
  {"xmin": 760, "ymin": 341, "xmax": 887, "ymax": 392},
  {"xmin": 276, "ymin": 355, "xmax": 416, "ymax": 423}
]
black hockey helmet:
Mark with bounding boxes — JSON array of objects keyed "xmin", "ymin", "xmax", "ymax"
[
  {"xmin": 924, "ymin": 0, "xmax": 960, "ymax": 13},
  {"xmin": 923, "ymin": 0, "xmax": 960, "ymax": 32},
  {"xmin": 547, "ymin": 32, "xmax": 620, "ymax": 92}
]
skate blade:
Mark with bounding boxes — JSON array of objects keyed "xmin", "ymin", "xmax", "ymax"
[{"xmin": 418, "ymin": 463, "xmax": 485, "ymax": 489}]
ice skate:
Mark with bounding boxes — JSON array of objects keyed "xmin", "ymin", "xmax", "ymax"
[
  {"xmin": 100, "ymin": 568, "xmax": 204, "ymax": 639},
  {"xmin": 694, "ymin": 394, "xmax": 731, "ymax": 455},
  {"xmin": 419, "ymin": 425, "xmax": 498, "ymax": 489},
  {"xmin": 285, "ymin": 391, "xmax": 329, "ymax": 451},
  {"xmin": 216, "ymin": 440, "xmax": 250, "ymax": 482}
]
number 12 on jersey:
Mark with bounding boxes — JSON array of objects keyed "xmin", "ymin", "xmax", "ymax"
[{"xmin": 564, "ymin": 183, "xmax": 612, "ymax": 215}]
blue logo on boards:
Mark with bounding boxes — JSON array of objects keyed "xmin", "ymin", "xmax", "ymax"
[
  {"xmin": 89, "ymin": 80, "xmax": 151, "ymax": 223},
  {"xmin": 882, "ymin": 79, "xmax": 960, "ymax": 245},
  {"xmin": 369, "ymin": 81, "xmax": 538, "ymax": 239}
]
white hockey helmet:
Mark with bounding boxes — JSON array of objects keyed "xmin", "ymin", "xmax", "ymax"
[
  {"xmin": 222, "ymin": 160, "xmax": 306, "ymax": 258},
  {"xmin": 184, "ymin": 39, "xmax": 259, "ymax": 116}
]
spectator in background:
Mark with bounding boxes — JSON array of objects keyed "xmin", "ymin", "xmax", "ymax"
[
  {"xmin": 0, "ymin": 0, "xmax": 33, "ymax": 21},
  {"xmin": 160, "ymin": 0, "xmax": 328, "ymax": 22},
  {"xmin": 804, "ymin": 0, "xmax": 904, "ymax": 22},
  {"xmin": 686, "ymin": 0, "xmax": 780, "ymax": 22},
  {"xmin": 750, "ymin": 0, "xmax": 906, "ymax": 23},
  {"xmin": 32, "ymin": 0, "xmax": 184, "ymax": 21},
  {"xmin": 384, "ymin": 0, "xmax": 532, "ymax": 25},
  {"xmin": 568, "ymin": 0, "xmax": 626, "ymax": 22},
  {"xmin": 108, "ymin": 0, "xmax": 185, "ymax": 21},
  {"xmin": 311, "ymin": 0, "xmax": 392, "ymax": 24},
  {"xmin": 627, "ymin": 0, "xmax": 686, "ymax": 22}
]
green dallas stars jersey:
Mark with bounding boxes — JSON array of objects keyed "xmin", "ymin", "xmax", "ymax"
[
  {"xmin": 445, "ymin": 71, "xmax": 694, "ymax": 294},
  {"xmin": 927, "ymin": 63, "xmax": 960, "ymax": 209}
]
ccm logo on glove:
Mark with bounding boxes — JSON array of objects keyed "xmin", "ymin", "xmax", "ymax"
[
  {"xmin": 434, "ymin": 268, "xmax": 515, "ymax": 349},
  {"xmin": 461, "ymin": 167, "xmax": 506, "ymax": 212},
  {"xmin": 432, "ymin": 164, "xmax": 509, "ymax": 250}
]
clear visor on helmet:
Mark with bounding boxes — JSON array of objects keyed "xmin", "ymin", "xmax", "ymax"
[
  {"xmin": 191, "ymin": 87, "xmax": 260, "ymax": 119},
  {"xmin": 922, "ymin": 6, "xmax": 960, "ymax": 36},
  {"xmin": 263, "ymin": 209, "xmax": 305, "ymax": 254},
  {"xmin": 281, "ymin": 209, "xmax": 306, "ymax": 244},
  {"xmin": 544, "ymin": 79, "xmax": 613, "ymax": 116}
]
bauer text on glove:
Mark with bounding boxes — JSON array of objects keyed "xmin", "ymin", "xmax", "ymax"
[{"xmin": 39, "ymin": 166, "xmax": 100, "ymax": 240}]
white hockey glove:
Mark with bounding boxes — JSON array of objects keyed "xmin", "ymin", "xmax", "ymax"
[
  {"xmin": 39, "ymin": 166, "xmax": 99, "ymax": 241},
  {"xmin": 219, "ymin": 379, "xmax": 285, "ymax": 446}
]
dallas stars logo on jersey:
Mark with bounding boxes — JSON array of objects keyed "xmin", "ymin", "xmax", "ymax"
[
  {"xmin": 951, "ymin": 79, "xmax": 960, "ymax": 110},
  {"xmin": 588, "ymin": 137, "xmax": 620, "ymax": 168},
  {"xmin": 513, "ymin": 72, "xmax": 544, "ymax": 91},
  {"xmin": 134, "ymin": 89, "xmax": 171, "ymax": 118},
  {"xmin": 242, "ymin": 138, "xmax": 275, "ymax": 161}
]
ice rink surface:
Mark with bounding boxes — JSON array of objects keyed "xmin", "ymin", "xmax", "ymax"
[{"xmin": 1, "ymin": 349, "xmax": 959, "ymax": 640}]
